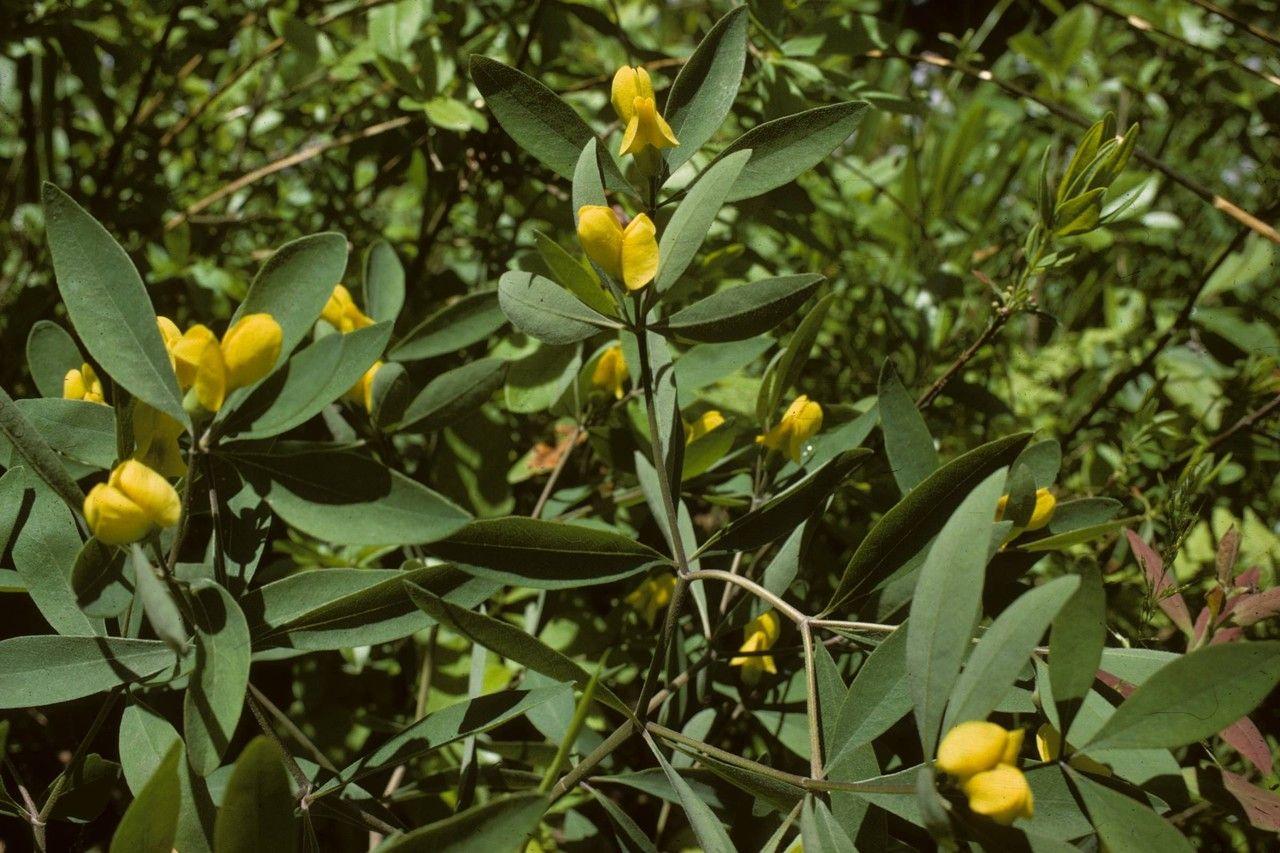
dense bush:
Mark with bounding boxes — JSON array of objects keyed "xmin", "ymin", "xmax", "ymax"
[{"xmin": 1, "ymin": 1, "xmax": 1278, "ymax": 850}]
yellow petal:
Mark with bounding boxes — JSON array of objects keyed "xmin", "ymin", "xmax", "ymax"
[
  {"xmin": 63, "ymin": 368, "xmax": 87, "ymax": 401},
  {"xmin": 132, "ymin": 402, "xmax": 187, "ymax": 478},
  {"xmin": 1001, "ymin": 727, "xmax": 1025, "ymax": 765},
  {"xmin": 322, "ymin": 284, "xmax": 356, "ymax": 330},
  {"xmin": 686, "ymin": 410, "xmax": 725, "ymax": 444},
  {"xmin": 1027, "ymin": 488, "xmax": 1056, "ymax": 531},
  {"xmin": 156, "ymin": 316, "xmax": 182, "ymax": 363},
  {"xmin": 621, "ymin": 214, "xmax": 658, "ymax": 291},
  {"xmin": 1035, "ymin": 723, "xmax": 1061, "ymax": 762},
  {"xmin": 194, "ymin": 343, "xmax": 227, "ymax": 412},
  {"xmin": 936, "ymin": 721, "xmax": 1012, "ymax": 778},
  {"xmin": 962, "ymin": 765, "xmax": 1034, "ymax": 824},
  {"xmin": 221, "ymin": 313, "xmax": 282, "ymax": 390},
  {"xmin": 611, "ymin": 66, "xmax": 653, "ymax": 123},
  {"xmin": 784, "ymin": 398, "xmax": 823, "ymax": 462},
  {"xmin": 577, "ymin": 205, "xmax": 625, "ymax": 280},
  {"xmin": 111, "ymin": 460, "xmax": 181, "ymax": 528},
  {"xmin": 171, "ymin": 324, "xmax": 218, "ymax": 389},
  {"xmin": 628, "ymin": 97, "xmax": 678, "ymax": 152},
  {"xmin": 619, "ymin": 115, "xmax": 642, "ymax": 157},
  {"xmin": 84, "ymin": 483, "xmax": 153, "ymax": 546},
  {"xmin": 591, "ymin": 345, "xmax": 629, "ymax": 399},
  {"xmin": 346, "ymin": 361, "xmax": 383, "ymax": 414}
]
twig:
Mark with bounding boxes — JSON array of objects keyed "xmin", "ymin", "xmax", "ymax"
[
  {"xmin": 683, "ymin": 569, "xmax": 807, "ymax": 625},
  {"xmin": 531, "ymin": 426, "xmax": 582, "ymax": 519},
  {"xmin": 800, "ymin": 622, "xmax": 823, "ymax": 779},
  {"xmin": 1204, "ymin": 391, "xmax": 1280, "ymax": 453},
  {"xmin": 917, "ymin": 308, "xmax": 1010, "ymax": 409},
  {"xmin": 248, "ymin": 683, "xmax": 338, "ymax": 774}
]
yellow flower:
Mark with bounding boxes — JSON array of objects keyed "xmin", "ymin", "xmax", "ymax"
[
  {"xmin": 756, "ymin": 395, "xmax": 823, "ymax": 463},
  {"xmin": 625, "ymin": 573, "xmax": 676, "ymax": 627},
  {"xmin": 346, "ymin": 360, "xmax": 383, "ymax": 414},
  {"xmin": 132, "ymin": 401, "xmax": 187, "ymax": 478},
  {"xmin": 995, "ymin": 487, "xmax": 1057, "ymax": 538},
  {"xmin": 685, "ymin": 410, "xmax": 725, "ymax": 444},
  {"xmin": 611, "ymin": 66, "xmax": 678, "ymax": 156},
  {"xmin": 84, "ymin": 460, "xmax": 182, "ymax": 546},
  {"xmin": 321, "ymin": 284, "xmax": 375, "ymax": 334},
  {"xmin": 221, "ymin": 314, "xmax": 283, "ymax": 389},
  {"xmin": 577, "ymin": 206, "xmax": 659, "ymax": 292},
  {"xmin": 591, "ymin": 345, "xmax": 629, "ymax": 400},
  {"xmin": 164, "ymin": 315, "xmax": 283, "ymax": 412},
  {"xmin": 63, "ymin": 363, "xmax": 106, "ymax": 405},
  {"xmin": 962, "ymin": 764, "xmax": 1034, "ymax": 825},
  {"xmin": 1035, "ymin": 723, "xmax": 1111, "ymax": 776},
  {"xmin": 168, "ymin": 323, "xmax": 218, "ymax": 390},
  {"xmin": 936, "ymin": 721, "xmax": 1024, "ymax": 779},
  {"xmin": 730, "ymin": 611, "xmax": 781, "ymax": 685}
]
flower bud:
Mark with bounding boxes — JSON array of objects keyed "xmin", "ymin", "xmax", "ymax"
[
  {"xmin": 756, "ymin": 395, "xmax": 823, "ymax": 463},
  {"xmin": 995, "ymin": 487, "xmax": 1057, "ymax": 538},
  {"xmin": 962, "ymin": 764, "xmax": 1034, "ymax": 825},
  {"xmin": 1035, "ymin": 723, "xmax": 1110, "ymax": 776},
  {"xmin": 591, "ymin": 345, "xmax": 629, "ymax": 400},
  {"xmin": 611, "ymin": 66, "xmax": 655, "ymax": 124},
  {"xmin": 936, "ymin": 721, "xmax": 1023, "ymax": 778},
  {"xmin": 84, "ymin": 460, "xmax": 181, "ymax": 545},
  {"xmin": 64, "ymin": 363, "xmax": 106, "ymax": 405},
  {"xmin": 170, "ymin": 324, "xmax": 218, "ymax": 390},
  {"xmin": 611, "ymin": 65, "xmax": 678, "ymax": 157}
]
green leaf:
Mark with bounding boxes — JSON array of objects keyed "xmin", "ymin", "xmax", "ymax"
[
  {"xmin": 71, "ymin": 537, "xmax": 133, "ymax": 618},
  {"xmin": 318, "ymin": 686, "xmax": 566, "ymax": 794},
  {"xmin": 504, "ymin": 342, "xmax": 581, "ymax": 414},
  {"xmin": 659, "ymin": 274, "xmax": 823, "ymax": 343},
  {"xmin": 699, "ymin": 450, "xmax": 869, "ymax": 554},
  {"xmin": 0, "ymin": 387, "xmax": 87, "ymax": 510},
  {"xmin": 228, "ymin": 322, "xmax": 392, "ymax": 440},
  {"xmin": 1012, "ymin": 438, "xmax": 1061, "ymax": 489},
  {"xmin": 907, "ymin": 468, "xmax": 1005, "ymax": 754},
  {"xmin": 647, "ymin": 740, "xmax": 734, "ymax": 853},
  {"xmin": 589, "ymin": 787, "xmax": 658, "ymax": 853},
  {"xmin": 534, "ymin": 231, "xmax": 616, "ymax": 317},
  {"xmin": 393, "ymin": 358, "xmax": 507, "ymax": 432},
  {"xmin": 250, "ymin": 564, "xmax": 497, "ymax": 652},
  {"xmin": 425, "ymin": 517, "xmax": 665, "ymax": 589},
  {"xmin": 26, "ymin": 320, "xmax": 83, "ymax": 398},
  {"xmin": 376, "ymin": 792, "xmax": 548, "ymax": 852},
  {"xmin": 469, "ymin": 55, "xmax": 627, "ymax": 190},
  {"xmin": 406, "ymin": 582, "xmax": 630, "ymax": 718},
  {"xmin": 42, "ymin": 183, "xmax": 188, "ymax": 428},
  {"xmin": 390, "ymin": 291, "xmax": 505, "ymax": 362},
  {"xmin": 826, "ymin": 432, "xmax": 1030, "ymax": 612},
  {"xmin": 10, "ymin": 397, "xmax": 116, "ymax": 469},
  {"xmin": 757, "ymin": 293, "xmax": 834, "ymax": 422},
  {"xmin": 498, "ymin": 270, "xmax": 620, "ymax": 345},
  {"xmin": 828, "ymin": 625, "xmax": 911, "ymax": 765},
  {"xmin": 231, "ymin": 232, "xmax": 349, "ymax": 364},
  {"xmin": 1020, "ymin": 516, "xmax": 1137, "ymax": 552},
  {"xmin": 878, "ymin": 360, "xmax": 939, "ymax": 494},
  {"xmin": 184, "ymin": 581, "xmax": 250, "ymax": 776},
  {"xmin": 213, "ymin": 737, "xmax": 298, "ymax": 853},
  {"xmin": 118, "ymin": 701, "xmax": 217, "ymax": 853},
  {"xmin": 714, "ymin": 102, "xmax": 869, "ymax": 202},
  {"xmin": 1047, "ymin": 497, "xmax": 1122, "ymax": 533},
  {"xmin": 0, "ymin": 636, "xmax": 174, "ymax": 708},
  {"xmin": 1082, "ymin": 641, "xmax": 1280, "ymax": 751},
  {"xmin": 110, "ymin": 741, "xmax": 181, "ymax": 853},
  {"xmin": 1049, "ymin": 563, "xmax": 1106, "ymax": 729},
  {"xmin": 1053, "ymin": 187, "xmax": 1105, "ymax": 237},
  {"xmin": 132, "ymin": 546, "xmax": 188, "ymax": 654},
  {"xmin": 572, "ymin": 138, "xmax": 608, "ymax": 220},
  {"xmin": 8, "ymin": 468, "xmax": 100, "ymax": 635},
  {"xmin": 1066, "ymin": 767, "xmax": 1193, "ymax": 853},
  {"xmin": 655, "ymin": 150, "xmax": 751, "ymax": 292},
  {"xmin": 662, "ymin": 6, "xmax": 748, "ymax": 171},
  {"xmin": 801, "ymin": 795, "xmax": 857, "ymax": 852},
  {"xmin": 229, "ymin": 446, "xmax": 471, "ymax": 546},
  {"xmin": 364, "ymin": 239, "xmax": 406, "ymax": 323},
  {"xmin": 944, "ymin": 575, "xmax": 1080, "ymax": 730}
]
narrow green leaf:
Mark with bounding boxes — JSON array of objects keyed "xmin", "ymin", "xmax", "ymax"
[
  {"xmin": 72, "ymin": 537, "xmax": 133, "ymax": 618},
  {"xmin": 424, "ymin": 516, "xmax": 665, "ymax": 589},
  {"xmin": 132, "ymin": 545, "xmax": 188, "ymax": 654},
  {"xmin": 662, "ymin": 6, "xmax": 748, "ymax": 171},
  {"xmin": 390, "ymin": 291, "xmax": 505, "ymax": 362},
  {"xmin": 393, "ymin": 358, "xmax": 507, "ymax": 432},
  {"xmin": 944, "ymin": 576, "xmax": 1080, "ymax": 730},
  {"xmin": 878, "ymin": 360, "xmax": 938, "ymax": 494},
  {"xmin": 801, "ymin": 795, "xmax": 857, "ymax": 851},
  {"xmin": 1066, "ymin": 767, "xmax": 1193, "ymax": 853},
  {"xmin": 829, "ymin": 625, "xmax": 911, "ymax": 764},
  {"xmin": 10, "ymin": 397, "xmax": 116, "ymax": 469},
  {"xmin": 1050, "ymin": 562, "xmax": 1106, "ymax": 730},
  {"xmin": 498, "ymin": 270, "xmax": 621, "ymax": 345},
  {"xmin": 213, "ymin": 737, "xmax": 298, "ymax": 853},
  {"xmin": 647, "ymin": 740, "xmax": 734, "ymax": 853},
  {"xmin": 110, "ymin": 741, "xmax": 181, "ymax": 853},
  {"xmin": 907, "ymin": 468, "xmax": 1005, "ymax": 754},
  {"xmin": 42, "ymin": 183, "xmax": 187, "ymax": 427},
  {"xmin": 534, "ymin": 231, "xmax": 616, "ymax": 317},
  {"xmin": 376, "ymin": 792, "xmax": 548, "ymax": 852},
  {"xmin": 655, "ymin": 150, "xmax": 751, "ymax": 292},
  {"xmin": 185, "ymin": 581, "xmax": 250, "ymax": 776},
  {"xmin": 0, "ymin": 636, "xmax": 174, "ymax": 708},
  {"xmin": 758, "ymin": 293, "xmax": 834, "ymax": 422},
  {"xmin": 364, "ymin": 240, "xmax": 405, "ymax": 323},
  {"xmin": 0, "ymin": 387, "xmax": 87, "ymax": 510},
  {"xmin": 660, "ymin": 274, "xmax": 823, "ymax": 343}
]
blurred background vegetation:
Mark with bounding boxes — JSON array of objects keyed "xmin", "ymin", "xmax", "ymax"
[{"xmin": 3, "ymin": 0, "xmax": 1278, "ymax": 848}]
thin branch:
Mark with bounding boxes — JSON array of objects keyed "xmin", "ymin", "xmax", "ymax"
[
  {"xmin": 248, "ymin": 683, "xmax": 338, "ymax": 774},
  {"xmin": 1205, "ymin": 391, "xmax": 1280, "ymax": 453},
  {"xmin": 800, "ymin": 622, "xmax": 823, "ymax": 779},
  {"xmin": 683, "ymin": 569, "xmax": 807, "ymax": 625},
  {"xmin": 531, "ymin": 425, "xmax": 582, "ymax": 519},
  {"xmin": 917, "ymin": 308, "xmax": 1010, "ymax": 409},
  {"xmin": 1186, "ymin": 0, "xmax": 1280, "ymax": 50}
]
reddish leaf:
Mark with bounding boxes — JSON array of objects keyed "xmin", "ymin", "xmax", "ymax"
[
  {"xmin": 1232, "ymin": 588, "xmax": 1280, "ymax": 627},
  {"xmin": 1211, "ymin": 627, "xmax": 1244, "ymax": 645},
  {"xmin": 1216, "ymin": 527, "xmax": 1240, "ymax": 587},
  {"xmin": 1192, "ymin": 607, "xmax": 1210, "ymax": 646},
  {"xmin": 1222, "ymin": 769, "xmax": 1280, "ymax": 832},
  {"xmin": 1096, "ymin": 669, "xmax": 1136, "ymax": 698},
  {"xmin": 1236, "ymin": 567, "xmax": 1261, "ymax": 593},
  {"xmin": 1220, "ymin": 716, "xmax": 1273, "ymax": 775},
  {"xmin": 1125, "ymin": 529, "xmax": 1193, "ymax": 635}
]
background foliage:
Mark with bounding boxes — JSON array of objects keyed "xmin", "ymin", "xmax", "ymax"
[{"xmin": 1, "ymin": 0, "xmax": 1279, "ymax": 850}]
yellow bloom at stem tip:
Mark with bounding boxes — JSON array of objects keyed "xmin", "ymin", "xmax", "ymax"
[
  {"xmin": 84, "ymin": 460, "xmax": 181, "ymax": 546},
  {"xmin": 63, "ymin": 363, "xmax": 106, "ymax": 404},
  {"xmin": 322, "ymin": 284, "xmax": 375, "ymax": 334},
  {"xmin": 577, "ymin": 206, "xmax": 658, "ymax": 292},
  {"xmin": 685, "ymin": 410, "xmax": 725, "ymax": 444},
  {"xmin": 937, "ymin": 720, "xmax": 1033, "ymax": 825},
  {"xmin": 995, "ymin": 487, "xmax": 1057, "ymax": 539},
  {"xmin": 730, "ymin": 611, "xmax": 781, "ymax": 685},
  {"xmin": 157, "ymin": 314, "xmax": 283, "ymax": 412},
  {"xmin": 611, "ymin": 66, "xmax": 678, "ymax": 156},
  {"xmin": 756, "ymin": 395, "xmax": 822, "ymax": 463},
  {"xmin": 346, "ymin": 360, "xmax": 383, "ymax": 414},
  {"xmin": 132, "ymin": 401, "xmax": 187, "ymax": 478},
  {"xmin": 592, "ymin": 345, "xmax": 629, "ymax": 400},
  {"xmin": 625, "ymin": 573, "xmax": 676, "ymax": 627}
]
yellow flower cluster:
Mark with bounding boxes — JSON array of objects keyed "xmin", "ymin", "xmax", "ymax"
[
  {"xmin": 84, "ymin": 460, "xmax": 181, "ymax": 546},
  {"xmin": 132, "ymin": 401, "xmax": 186, "ymax": 478},
  {"xmin": 936, "ymin": 721, "xmax": 1034, "ymax": 825},
  {"xmin": 577, "ymin": 206, "xmax": 659, "ymax": 293},
  {"xmin": 625, "ymin": 573, "xmax": 676, "ymax": 627},
  {"xmin": 158, "ymin": 314, "xmax": 282, "ymax": 412},
  {"xmin": 322, "ymin": 284, "xmax": 375, "ymax": 333},
  {"xmin": 591, "ymin": 344, "xmax": 629, "ymax": 399},
  {"xmin": 995, "ymin": 487, "xmax": 1057, "ymax": 540},
  {"xmin": 757, "ymin": 395, "xmax": 823, "ymax": 463},
  {"xmin": 730, "ymin": 611, "xmax": 781, "ymax": 685},
  {"xmin": 63, "ymin": 363, "xmax": 106, "ymax": 404}
]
